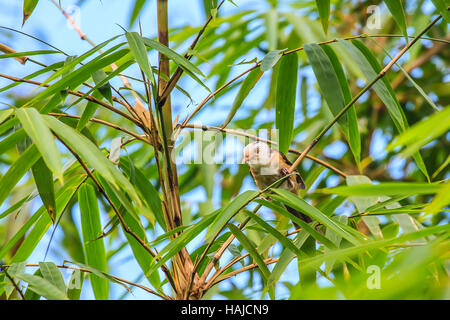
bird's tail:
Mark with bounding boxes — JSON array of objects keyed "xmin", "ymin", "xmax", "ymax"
[{"xmin": 285, "ymin": 205, "xmax": 312, "ymax": 229}]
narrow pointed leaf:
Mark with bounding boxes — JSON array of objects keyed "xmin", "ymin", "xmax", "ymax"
[
  {"xmin": 222, "ymin": 68, "xmax": 263, "ymax": 128},
  {"xmin": 228, "ymin": 224, "xmax": 271, "ymax": 283},
  {"xmin": 23, "ymin": 0, "xmax": 39, "ymax": 25},
  {"xmin": 126, "ymin": 32, "xmax": 155, "ymax": 84},
  {"xmin": 315, "ymin": 0, "xmax": 330, "ymax": 34},
  {"xmin": 14, "ymin": 273, "xmax": 68, "ymax": 300},
  {"xmin": 31, "ymin": 158, "xmax": 56, "ymax": 222},
  {"xmin": 383, "ymin": 0, "xmax": 408, "ymax": 42},
  {"xmin": 276, "ymin": 53, "xmax": 298, "ymax": 154},
  {"xmin": 39, "ymin": 262, "xmax": 66, "ymax": 293},
  {"xmin": 17, "ymin": 108, "xmax": 63, "ymax": 182},
  {"xmin": 0, "ymin": 145, "xmax": 40, "ymax": 208},
  {"xmin": 78, "ymin": 183, "xmax": 109, "ymax": 300}
]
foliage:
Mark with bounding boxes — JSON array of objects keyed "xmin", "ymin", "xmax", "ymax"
[{"xmin": 0, "ymin": 0, "xmax": 449, "ymax": 300}]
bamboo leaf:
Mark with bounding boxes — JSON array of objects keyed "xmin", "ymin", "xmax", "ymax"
[
  {"xmin": 260, "ymin": 49, "xmax": 284, "ymax": 71},
  {"xmin": 315, "ymin": 0, "xmax": 330, "ymax": 35},
  {"xmin": 271, "ymin": 189, "xmax": 361, "ymax": 245},
  {"xmin": 92, "ymin": 69, "xmax": 113, "ymax": 104},
  {"xmin": 143, "ymin": 37, "xmax": 204, "ymax": 76},
  {"xmin": 244, "ymin": 210, "xmax": 303, "ymax": 257},
  {"xmin": 10, "ymin": 175, "xmax": 85, "ymax": 262},
  {"xmin": 23, "ymin": 0, "xmax": 39, "ymax": 25},
  {"xmin": 126, "ymin": 32, "xmax": 155, "ymax": 85},
  {"xmin": 39, "ymin": 262, "xmax": 66, "ymax": 293},
  {"xmin": 44, "ymin": 115, "xmax": 141, "ymax": 206},
  {"xmin": 320, "ymin": 182, "xmax": 442, "ymax": 196},
  {"xmin": 205, "ymin": 190, "xmax": 259, "ymax": 240},
  {"xmin": 16, "ymin": 108, "xmax": 63, "ymax": 182},
  {"xmin": 78, "ymin": 183, "xmax": 109, "ymax": 300},
  {"xmin": 383, "ymin": 0, "xmax": 408, "ymax": 42},
  {"xmin": 388, "ymin": 107, "xmax": 450, "ymax": 157},
  {"xmin": 31, "ymin": 158, "xmax": 57, "ymax": 223},
  {"xmin": 228, "ymin": 224, "xmax": 271, "ymax": 283},
  {"xmin": 276, "ymin": 53, "xmax": 298, "ymax": 154},
  {"xmin": 14, "ymin": 273, "xmax": 68, "ymax": 300},
  {"xmin": 338, "ymin": 38, "xmax": 429, "ymax": 179},
  {"xmin": 0, "ymin": 144, "xmax": 40, "ymax": 208},
  {"xmin": 222, "ymin": 68, "xmax": 263, "ymax": 128},
  {"xmin": 431, "ymin": 0, "xmax": 450, "ymax": 23}
]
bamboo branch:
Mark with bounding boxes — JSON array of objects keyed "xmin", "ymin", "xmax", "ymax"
[{"xmin": 1, "ymin": 263, "xmax": 170, "ymax": 300}]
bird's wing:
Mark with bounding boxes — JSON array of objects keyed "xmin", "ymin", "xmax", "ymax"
[{"xmin": 276, "ymin": 150, "xmax": 306, "ymax": 190}]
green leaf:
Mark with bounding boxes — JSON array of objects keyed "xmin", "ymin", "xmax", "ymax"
[
  {"xmin": 24, "ymin": 269, "xmax": 42, "ymax": 300},
  {"xmin": 16, "ymin": 108, "xmax": 63, "ymax": 182},
  {"xmin": 255, "ymin": 198, "xmax": 338, "ymax": 249},
  {"xmin": 265, "ymin": 9, "xmax": 278, "ymax": 51},
  {"xmin": 0, "ymin": 108, "xmax": 14, "ymax": 124},
  {"xmin": 222, "ymin": 68, "xmax": 262, "ymax": 128},
  {"xmin": 65, "ymin": 261, "xmax": 130, "ymax": 293},
  {"xmin": 276, "ymin": 53, "xmax": 298, "ymax": 154},
  {"xmin": 325, "ymin": 215, "xmax": 348, "ymax": 274},
  {"xmin": 388, "ymin": 107, "xmax": 450, "ymax": 157},
  {"xmin": 320, "ymin": 182, "xmax": 443, "ymax": 196},
  {"xmin": 67, "ymin": 269, "xmax": 82, "ymax": 300},
  {"xmin": 260, "ymin": 49, "xmax": 284, "ymax": 71},
  {"xmin": 338, "ymin": 38, "xmax": 429, "ymax": 179},
  {"xmin": 92, "ymin": 69, "xmax": 113, "ymax": 104},
  {"xmin": 126, "ymin": 32, "xmax": 155, "ymax": 85},
  {"xmin": 10, "ymin": 175, "xmax": 85, "ymax": 262},
  {"xmin": 267, "ymin": 230, "xmax": 310, "ymax": 289},
  {"xmin": 431, "ymin": 0, "xmax": 450, "ymax": 23},
  {"xmin": 244, "ymin": 210, "xmax": 303, "ymax": 257},
  {"xmin": 315, "ymin": 0, "xmax": 330, "ymax": 34},
  {"xmin": 39, "ymin": 262, "xmax": 66, "ymax": 293},
  {"xmin": 228, "ymin": 224, "xmax": 271, "ymax": 283},
  {"xmin": 78, "ymin": 183, "xmax": 109, "ymax": 299},
  {"xmin": 148, "ymin": 211, "xmax": 219, "ymax": 278},
  {"xmin": 206, "ymin": 190, "xmax": 259, "ymax": 240},
  {"xmin": 271, "ymin": 189, "xmax": 361, "ymax": 245},
  {"xmin": 23, "ymin": 0, "xmax": 39, "ymax": 25},
  {"xmin": 15, "ymin": 273, "xmax": 68, "ymax": 300},
  {"xmin": 44, "ymin": 116, "xmax": 141, "ymax": 206},
  {"xmin": 0, "ymin": 144, "xmax": 40, "ymax": 208},
  {"xmin": 322, "ymin": 44, "xmax": 360, "ymax": 167},
  {"xmin": 383, "ymin": 0, "xmax": 408, "ymax": 42},
  {"xmin": 298, "ymin": 224, "xmax": 450, "ymax": 272},
  {"xmin": 120, "ymin": 158, "xmax": 165, "ymax": 231},
  {"xmin": 128, "ymin": 0, "xmax": 147, "ymax": 27},
  {"xmin": 143, "ymin": 37, "xmax": 204, "ymax": 76},
  {"xmin": 31, "ymin": 158, "xmax": 56, "ymax": 223}
]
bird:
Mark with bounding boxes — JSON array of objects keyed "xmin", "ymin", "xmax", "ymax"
[{"xmin": 242, "ymin": 141, "xmax": 312, "ymax": 227}]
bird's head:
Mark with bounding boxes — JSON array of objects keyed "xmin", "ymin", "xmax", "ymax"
[{"xmin": 242, "ymin": 141, "xmax": 272, "ymax": 168}]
